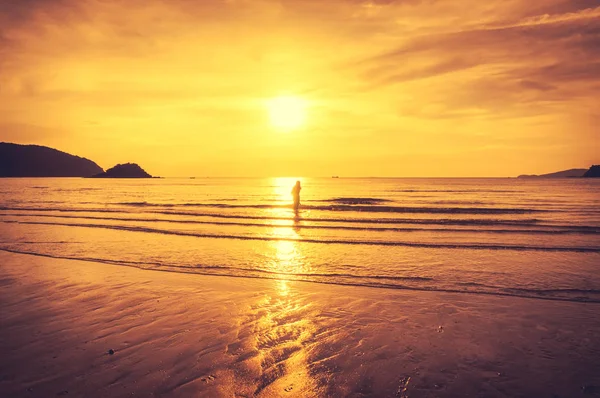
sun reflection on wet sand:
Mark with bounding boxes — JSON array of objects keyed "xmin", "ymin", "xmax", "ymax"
[
  {"xmin": 228, "ymin": 273, "xmax": 322, "ymax": 395},
  {"xmin": 245, "ymin": 282, "xmax": 320, "ymax": 396}
]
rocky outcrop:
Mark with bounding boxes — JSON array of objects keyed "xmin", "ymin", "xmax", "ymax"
[
  {"xmin": 583, "ymin": 165, "xmax": 600, "ymax": 178},
  {"xmin": 91, "ymin": 163, "xmax": 152, "ymax": 178}
]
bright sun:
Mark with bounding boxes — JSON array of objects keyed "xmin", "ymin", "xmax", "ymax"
[{"xmin": 267, "ymin": 96, "xmax": 307, "ymax": 132}]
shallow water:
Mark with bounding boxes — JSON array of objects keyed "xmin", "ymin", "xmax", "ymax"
[{"xmin": 1, "ymin": 177, "xmax": 599, "ymax": 302}]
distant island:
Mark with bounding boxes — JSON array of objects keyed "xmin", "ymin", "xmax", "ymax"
[
  {"xmin": 517, "ymin": 168, "xmax": 593, "ymax": 179},
  {"xmin": 90, "ymin": 163, "xmax": 153, "ymax": 178},
  {"xmin": 0, "ymin": 142, "xmax": 103, "ymax": 177},
  {"xmin": 0, "ymin": 142, "xmax": 154, "ymax": 178},
  {"xmin": 583, "ymin": 165, "xmax": 600, "ymax": 178}
]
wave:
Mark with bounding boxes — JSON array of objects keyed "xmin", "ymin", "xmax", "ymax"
[
  {"xmin": 316, "ymin": 197, "xmax": 392, "ymax": 205},
  {"xmin": 3, "ymin": 213, "xmax": 598, "ymax": 235},
  {"xmin": 111, "ymin": 201, "xmax": 543, "ymax": 215},
  {"xmin": 431, "ymin": 200, "xmax": 486, "ymax": 205},
  {"xmin": 3, "ymin": 206, "xmax": 599, "ymax": 230},
  {"xmin": 2, "ymin": 247, "xmax": 600, "ymax": 303},
  {"xmin": 390, "ymin": 189, "xmax": 525, "ymax": 193},
  {"xmin": 4, "ymin": 219, "xmax": 599, "ymax": 252},
  {"xmin": 24, "ymin": 187, "xmax": 101, "ymax": 192}
]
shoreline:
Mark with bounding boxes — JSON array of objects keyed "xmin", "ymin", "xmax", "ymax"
[
  {"xmin": 2, "ymin": 247, "xmax": 599, "ymax": 304},
  {"xmin": 2, "ymin": 251, "xmax": 600, "ymax": 397}
]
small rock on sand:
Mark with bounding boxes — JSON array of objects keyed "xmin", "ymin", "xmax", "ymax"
[{"xmin": 582, "ymin": 385, "xmax": 598, "ymax": 394}]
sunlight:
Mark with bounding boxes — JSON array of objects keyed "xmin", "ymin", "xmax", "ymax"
[
  {"xmin": 272, "ymin": 177, "xmax": 302, "ymax": 202},
  {"xmin": 278, "ymin": 280, "xmax": 289, "ymax": 297},
  {"xmin": 266, "ymin": 180, "xmax": 305, "ymax": 274},
  {"xmin": 272, "ymin": 226, "xmax": 300, "ymax": 269},
  {"xmin": 266, "ymin": 96, "xmax": 307, "ymax": 132}
]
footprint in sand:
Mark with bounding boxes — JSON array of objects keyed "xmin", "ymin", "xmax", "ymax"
[
  {"xmin": 396, "ymin": 376, "xmax": 411, "ymax": 397},
  {"xmin": 201, "ymin": 375, "xmax": 216, "ymax": 383}
]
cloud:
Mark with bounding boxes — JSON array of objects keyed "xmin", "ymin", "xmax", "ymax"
[
  {"xmin": 0, "ymin": 0, "xmax": 598, "ymax": 175},
  {"xmin": 352, "ymin": 5, "xmax": 600, "ymax": 116}
]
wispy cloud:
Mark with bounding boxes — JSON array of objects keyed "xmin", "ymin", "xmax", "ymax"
[{"xmin": 353, "ymin": 5, "xmax": 600, "ymax": 119}]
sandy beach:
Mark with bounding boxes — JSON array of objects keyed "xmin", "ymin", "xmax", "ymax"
[{"xmin": 1, "ymin": 250, "xmax": 599, "ymax": 397}]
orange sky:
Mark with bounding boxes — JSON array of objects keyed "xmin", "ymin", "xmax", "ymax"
[{"xmin": 1, "ymin": 0, "xmax": 599, "ymax": 177}]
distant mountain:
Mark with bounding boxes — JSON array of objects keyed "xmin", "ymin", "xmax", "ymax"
[
  {"xmin": 91, "ymin": 163, "xmax": 152, "ymax": 178},
  {"xmin": 583, "ymin": 165, "xmax": 600, "ymax": 178},
  {"xmin": 517, "ymin": 168, "xmax": 588, "ymax": 179},
  {"xmin": 0, "ymin": 142, "xmax": 103, "ymax": 177}
]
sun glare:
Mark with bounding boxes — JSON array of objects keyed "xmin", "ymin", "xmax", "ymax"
[{"xmin": 267, "ymin": 96, "xmax": 307, "ymax": 132}]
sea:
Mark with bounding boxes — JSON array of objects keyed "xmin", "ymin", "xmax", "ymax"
[{"xmin": 1, "ymin": 177, "xmax": 599, "ymax": 302}]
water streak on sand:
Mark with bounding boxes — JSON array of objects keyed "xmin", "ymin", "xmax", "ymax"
[{"xmin": 2, "ymin": 247, "xmax": 600, "ymax": 303}]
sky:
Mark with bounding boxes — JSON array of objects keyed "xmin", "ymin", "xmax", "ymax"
[{"xmin": 1, "ymin": 0, "xmax": 599, "ymax": 177}]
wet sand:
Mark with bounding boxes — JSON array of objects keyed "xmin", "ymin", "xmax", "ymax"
[{"xmin": 1, "ymin": 250, "xmax": 600, "ymax": 397}]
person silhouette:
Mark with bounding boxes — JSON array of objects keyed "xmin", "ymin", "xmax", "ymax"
[{"xmin": 291, "ymin": 180, "xmax": 301, "ymax": 212}]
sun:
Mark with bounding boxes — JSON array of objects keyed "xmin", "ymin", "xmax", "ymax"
[{"xmin": 267, "ymin": 96, "xmax": 307, "ymax": 132}]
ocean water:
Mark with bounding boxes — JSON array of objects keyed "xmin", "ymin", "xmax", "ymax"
[{"xmin": 1, "ymin": 177, "xmax": 599, "ymax": 302}]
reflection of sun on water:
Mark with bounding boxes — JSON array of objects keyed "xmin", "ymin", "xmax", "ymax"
[
  {"xmin": 278, "ymin": 280, "xmax": 289, "ymax": 297},
  {"xmin": 272, "ymin": 177, "xmax": 303, "ymax": 202},
  {"xmin": 271, "ymin": 228, "xmax": 302, "ymax": 272},
  {"xmin": 241, "ymin": 181, "xmax": 320, "ymax": 395},
  {"xmin": 265, "ymin": 178, "xmax": 309, "ymax": 275},
  {"xmin": 269, "ymin": 177, "xmax": 304, "ymax": 219}
]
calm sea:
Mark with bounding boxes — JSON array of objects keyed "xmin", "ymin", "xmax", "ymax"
[{"xmin": 1, "ymin": 177, "xmax": 599, "ymax": 302}]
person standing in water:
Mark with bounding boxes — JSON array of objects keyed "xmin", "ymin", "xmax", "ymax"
[{"xmin": 291, "ymin": 180, "xmax": 301, "ymax": 212}]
